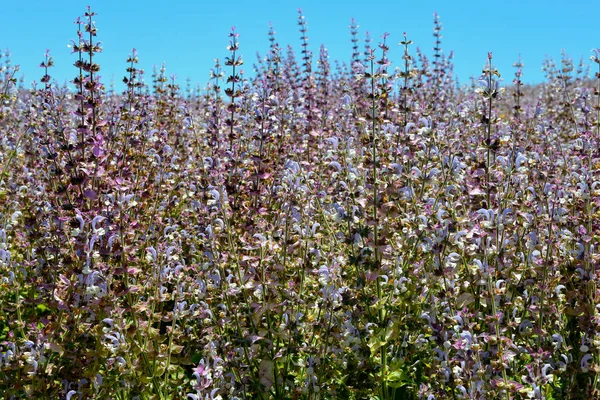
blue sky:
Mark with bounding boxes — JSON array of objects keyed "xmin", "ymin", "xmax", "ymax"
[{"xmin": 1, "ymin": 0, "xmax": 598, "ymax": 93}]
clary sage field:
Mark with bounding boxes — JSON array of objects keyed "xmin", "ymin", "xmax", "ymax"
[{"xmin": 1, "ymin": 7, "xmax": 599, "ymax": 400}]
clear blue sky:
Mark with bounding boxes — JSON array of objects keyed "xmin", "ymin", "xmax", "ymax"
[{"xmin": 1, "ymin": 0, "xmax": 598, "ymax": 93}]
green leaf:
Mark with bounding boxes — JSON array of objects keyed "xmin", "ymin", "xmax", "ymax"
[
  {"xmin": 259, "ymin": 359, "xmax": 274, "ymax": 391},
  {"xmin": 387, "ymin": 369, "xmax": 410, "ymax": 388},
  {"xmin": 45, "ymin": 342, "xmax": 64, "ymax": 355},
  {"xmin": 191, "ymin": 352, "xmax": 203, "ymax": 364},
  {"xmin": 455, "ymin": 292, "xmax": 475, "ymax": 308},
  {"xmin": 367, "ymin": 335, "xmax": 387, "ymax": 356}
]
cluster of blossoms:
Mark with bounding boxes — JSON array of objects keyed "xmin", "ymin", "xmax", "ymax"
[{"xmin": 0, "ymin": 7, "xmax": 599, "ymax": 400}]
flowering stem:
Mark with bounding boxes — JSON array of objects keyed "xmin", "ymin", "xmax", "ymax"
[
  {"xmin": 369, "ymin": 54, "xmax": 379, "ymax": 270},
  {"xmin": 258, "ymin": 245, "xmax": 281, "ymax": 398},
  {"xmin": 164, "ymin": 304, "xmax": 177, "ymax": 389},
  {"xmin": 397, "ymin": 33, "xmax": 412, "ymax": 164},
  {"xmin": 368, "ymin": 49, "xmax": 389, "ymax": 400},
  {"xmin": 86, "ymin": 10, "xmax": 97, "ymax": 138},
  {"xmin": 596, "ymin": 58, "xmax": 600, "ymax": 144},
  {"xmin": 483, "ymin": 53, "xmax": 495, "ymax": 208},
  {"xmin": 74, "ymin": 23, "xmax": 86, "ymax": 163},
  {"xmin": 487, "ymin": 273, "xmax": 509, "ymax": 400}
]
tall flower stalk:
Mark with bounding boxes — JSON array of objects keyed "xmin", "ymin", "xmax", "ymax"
[
  {"xmin": 397, "ymin": 32, "xmax": 414, "ymax": 162},
  {"xmin": 224, "ymin": 27, "xmax": 243, "ymax": 207},
  {"xmin": 225, "ymin": 27, "xmax": 242, "ymax": 153},
  {"xmin": 591, "ymin": 49, "xmax": 600, "ymax": 168},
  {"xmin": 365, "ymin": 33, "xmax": 394, "ymax": 398},
  {"xmin": 478, "ymin": 52, "xmax": 501, "ymax": 208}
]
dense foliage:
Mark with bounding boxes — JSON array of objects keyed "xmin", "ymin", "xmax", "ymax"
[{"xmin": 1, "ymin": 7, "xmax": 599, "ymax": 399}]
